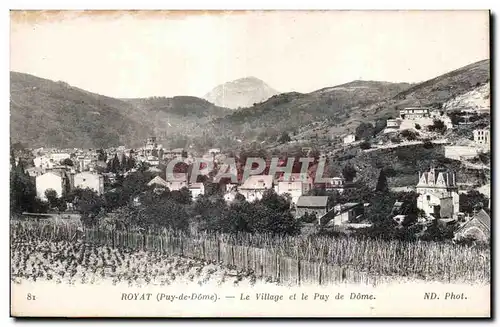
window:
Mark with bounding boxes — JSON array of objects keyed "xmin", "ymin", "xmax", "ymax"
[{"xmin": 426, "ymin": 195, "xmax": 431, "ymax": 201}]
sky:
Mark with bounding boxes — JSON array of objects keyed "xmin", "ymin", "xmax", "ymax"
[{"xmin": 10, "ymin": 10, "xmax": 490, "ymax": 98}]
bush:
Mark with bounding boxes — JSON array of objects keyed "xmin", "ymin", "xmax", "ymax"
[
  {"xmin": 428, "ymin": 119, "xmax": 447, "ymax": 134},
  {"xmin": 423, "ymin": 140, "xmax": 434, "ymax": 149},
  {"xmin": 355, "ymin": 122, "xmax": 375, "ymax": 140},
  {"xmin": 400, "ymin": 129, "xmax": 419, "ymax": 141},
  {"xmin": 359, "ymin": 141, "xmax": 371, "ymax": 150},
  {"xmin": 299, "ymin": 212, "xmax": 318, "ymax": 224},
  {"xmin": 415, "ymin": 123, "xmax": 421, "ymax": 130}
]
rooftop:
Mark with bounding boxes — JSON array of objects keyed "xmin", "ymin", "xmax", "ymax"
[{"xmin": 296, "ymin": 196, "xmax": 328, "ymax": 208}]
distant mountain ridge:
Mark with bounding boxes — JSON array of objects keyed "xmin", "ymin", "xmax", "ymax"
[
  {"xmin": 10, "ymin": 59, "xmax": 489, "ymax": 150},
  {"xmin": 10, "ymin": 72, "xmax": 231, "ymax": 149},
  {"xmin": 203, "ymin": 77, "xmax": 279, "ymax": 109}
]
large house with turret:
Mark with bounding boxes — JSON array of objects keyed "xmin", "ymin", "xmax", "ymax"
[{"xmin": 416, "ymin": 167, "xmax": 459, "ymax": 220}]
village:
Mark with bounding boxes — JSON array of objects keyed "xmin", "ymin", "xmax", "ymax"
[{"xmin": 10, "ymin": 106, "xmax": 491, "ymax": 244}]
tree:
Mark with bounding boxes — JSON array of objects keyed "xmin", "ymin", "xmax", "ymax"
[
  {"xmin": 459, "ymin": 191, "xmax": 489, "ymax": 215},
  {"xmin": 119, "ymin": 153, "xmax": 127, "ymax": 171},
  {"xmin": 137, "ymin": 198, "xmax": 190, "ymax": 231},
  {"xmin": 66, "ymin": 188, "xmax": 103, "ymax": 222},
  {"xmin": 400, "ymin": 129, "xmax": 418, "ymax": 141},
  {"xmin": 359, "ymin": 141, "xmax": 371, "ymax": 150},
  {"xmin": 44, "ymin": 189, "xmax": 59, "ymax": 208},
  {"xmin": 299, "ymin": 212, "xmax": 317, "ymax": 224},
  {"xmin": 204, "ymin": 182, "xmax": 223, "ymax": 197},
  {"xmin": 420, "ymin": 218, "xmax": 454, "ymax": 241},
  {"xmin": 10, "ymin": 162, "xmax": 39, "ymax": 214},
  {"xmin": 97, "ymin": 149, "xmax": 107, "ymax": 162},
  {"xmin": 342, "ymin": 165, "xmax": 357, "ymax": 182},
  {"xmin": 170, "ymin": 187, "xmax": 192, "ymax": 205},
  {"xmin": 366, "ymin": 191, "xmax": 398, "ymax": 225},
  {"xmin": 355, "ymin": 122, "xmax": 375, "ymax": 140},
  {"xmin": 428, "ymin": 119, "xmax": 447, "ymax": 134},
  {"xmin": 396, "ymin": 191, "xmax": 426, "ymax": 226},
  {"xmin": 110, "ymin": 154, "xmax": 120, "ymax": 173},
  {"xmin": 373, "ymin": 119, "xmax": 387, "ymax": 136},
  {"xmin": 61, "ymin": 158, "xmax": 74, "ymax": 166},
  {"xmin": 127, "ymin": 155, "xmax": 136, "ymax": 170},
  {"xmin": 278, "ymin": 132, "xmax": 291, "ymax": 144},
  {"xmin": 258, "ymin": 189, "xmax": 291, "ymax": 213},
  {"xmin": 423, "ymin": 140, "xmax": 434, "ymax": 149},
  {"xmin": 375, "ymin": 169, "xmax": 389, "ymax": 193}
]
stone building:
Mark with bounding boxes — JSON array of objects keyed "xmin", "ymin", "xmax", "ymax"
[
  {"xmin": 454, "ymin": 209, "xmax": 490, "ymax": 243},
  {"xmin": 416, "ymin": 167, "xmax": 459, "ymax": 219}
]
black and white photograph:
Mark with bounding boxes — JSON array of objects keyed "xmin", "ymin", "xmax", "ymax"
[{"xmin": 9, "ymin": 10, "xmax": 491, "ymax": 317}]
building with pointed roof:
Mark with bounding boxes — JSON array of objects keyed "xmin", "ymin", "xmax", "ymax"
[
  {"xmin": 416, "ymin": 167, "xmax": 459, "ymax": 219},
  {"xmin": 239, "ymin": 175, "xmax": 274, "ymax": 202},
  {"xmin": 35, "ymin": 171, "xmax": 70, "ymax": 201},
  {"xmin": 147, "ymin": 176, "xmax": 169, "ymax": 188},
  {"xmin": 295, "ymin": 196, "xmax": 330, "ymax": 220},
  {"xmin": 454, "ymin": 209, "xmax": 490, "ymax": 243}
]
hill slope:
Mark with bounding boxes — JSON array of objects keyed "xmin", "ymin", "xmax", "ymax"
[
  {"xmin": 10, "ymin": 72, "xmax": 152, "ymax": 149},
  {"xmin": 10, "ymin": 72, "xmax": 233, "ymax": 149},
  {"xmin": 203, "ymin": 77, "xmax": 279, "ymax": 109},
  {"xmin": 290, "ymin": 59, "xmax": 491, "ymax": 146},
  {"xmin": 206, "ymin": 80, "xmax": 412, "ymax": 143},
  {"xmin": 121, "ymin": 96, "xmax": 232, "ymax": 143},
  {"xmin": 443, "ymin": 83, "xmax": 490, "ymax": 112}
]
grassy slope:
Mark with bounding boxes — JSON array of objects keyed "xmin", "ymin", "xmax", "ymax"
[
  {"xmin": 10, "ymin": 72, "xmax": 152, "ymax": 148},
  {"xmin": 209, "ymin": 80, "xmax": 412, "ymax": 142},
  {"xmin": 10, "ymin": 72, "xmax": 232, "ymax": 148}
]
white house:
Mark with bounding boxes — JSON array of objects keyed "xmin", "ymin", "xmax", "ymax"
[
  {"xmin": 73, "ymin": 172, "xmax": 104, "ymax": 195},
  {"xmin": 274, "ymin": 173, "xmax": 312, "ymax": 204},
  {"xmin": 224, "ymin": 184, "xmax": 240, "ymax": 203},
  {"xmin": 416, "ymin": 167, "xmax": 459, "ymax": 219},
  {"xmin": 328, "ymin": 202, "xmax": 364, "ymax": 226},
  {"xmin": 36, "ymin": 171, "xmax": 68, "ymax": 201},
  {"xmin": 325, "ymin": 177, "xmax": 352, "ymax": 194},
  {"xmin": 343, "ymin": 134, "xmax": 356, "ymax": 144},
  {"xmin": 147, "ymin": 176, "xmax": 169, "ymax": 193},
  {"xmin": 386, "ymin": 118, "xmax": 402, "ymax": 129},
  {"xmin": 239, "ymin": 175, "xmax": 274, "ymax": 202},
  {"xmin": 400, "ymin": 107, "xmax": 430, "ymax": 119},
  {"xmin": 189, "ymin": 183, "xmax": 205, "ymax": 199},
  {"xmin": 165, "ymin": 172, "xmax": 189, "ymax": 191},
  {"xmin": 473, "ymin": 128, "xmax": 490, "ymax": 147},
  {"xmin": 444, "ymin": 146, "xmax": 479, "ymax": 160},
  {"xmin": 50, "ymin": 152, "xmax": 71, "ymax": 164},
  {"xmin": 208, "ymin": 148, "xmax": 221, "ymax": 155}
]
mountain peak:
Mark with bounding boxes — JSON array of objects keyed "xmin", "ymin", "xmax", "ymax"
[{"xmin": 203, "ymin": 77, "xmax": 279, "ymax": 109}]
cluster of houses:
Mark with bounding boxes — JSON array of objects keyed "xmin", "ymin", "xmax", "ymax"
[
  {"xmin": 384, "ymin": 107, "xmax": 454, "ymax": 133},
  {"xmin": 145, "ymin": 168, "xmax": 360, "ymax": 226},
  {"xmin": 342, "ymin": 107, "xmax": 455, "ymax": 145},
  {"xmin": 16, "ymin": 131, "xmax": 490, "ymax": 243}
]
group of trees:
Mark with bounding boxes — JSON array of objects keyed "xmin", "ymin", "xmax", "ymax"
[
  {"xmin": 106, "ymin": 153, "xmax": 136, "ymax": 173},
  {"xmin": 278, "ymin": 132, "xmax": 292, "ymax": 144},
  {"xmin": 459, "ymin": 190, "xmax": 489, "ymax": 215},
  {"xmin": 400, "ymin": 129, "xmax": 419, "ymax": 141},
  {"xmin": 10, "ymin": 157, "xmax": 48, "ymax": 214},
  {"xmin": 194, "ymin": 189, "xmax": 301, "ymax": 235},
  {"xmin": 355, "ymin": 120, "xmax": 387, "ymax": 141},
  {"xmin": 428, "ymin": 119, "xmax": 447, "ymax": 134}
]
